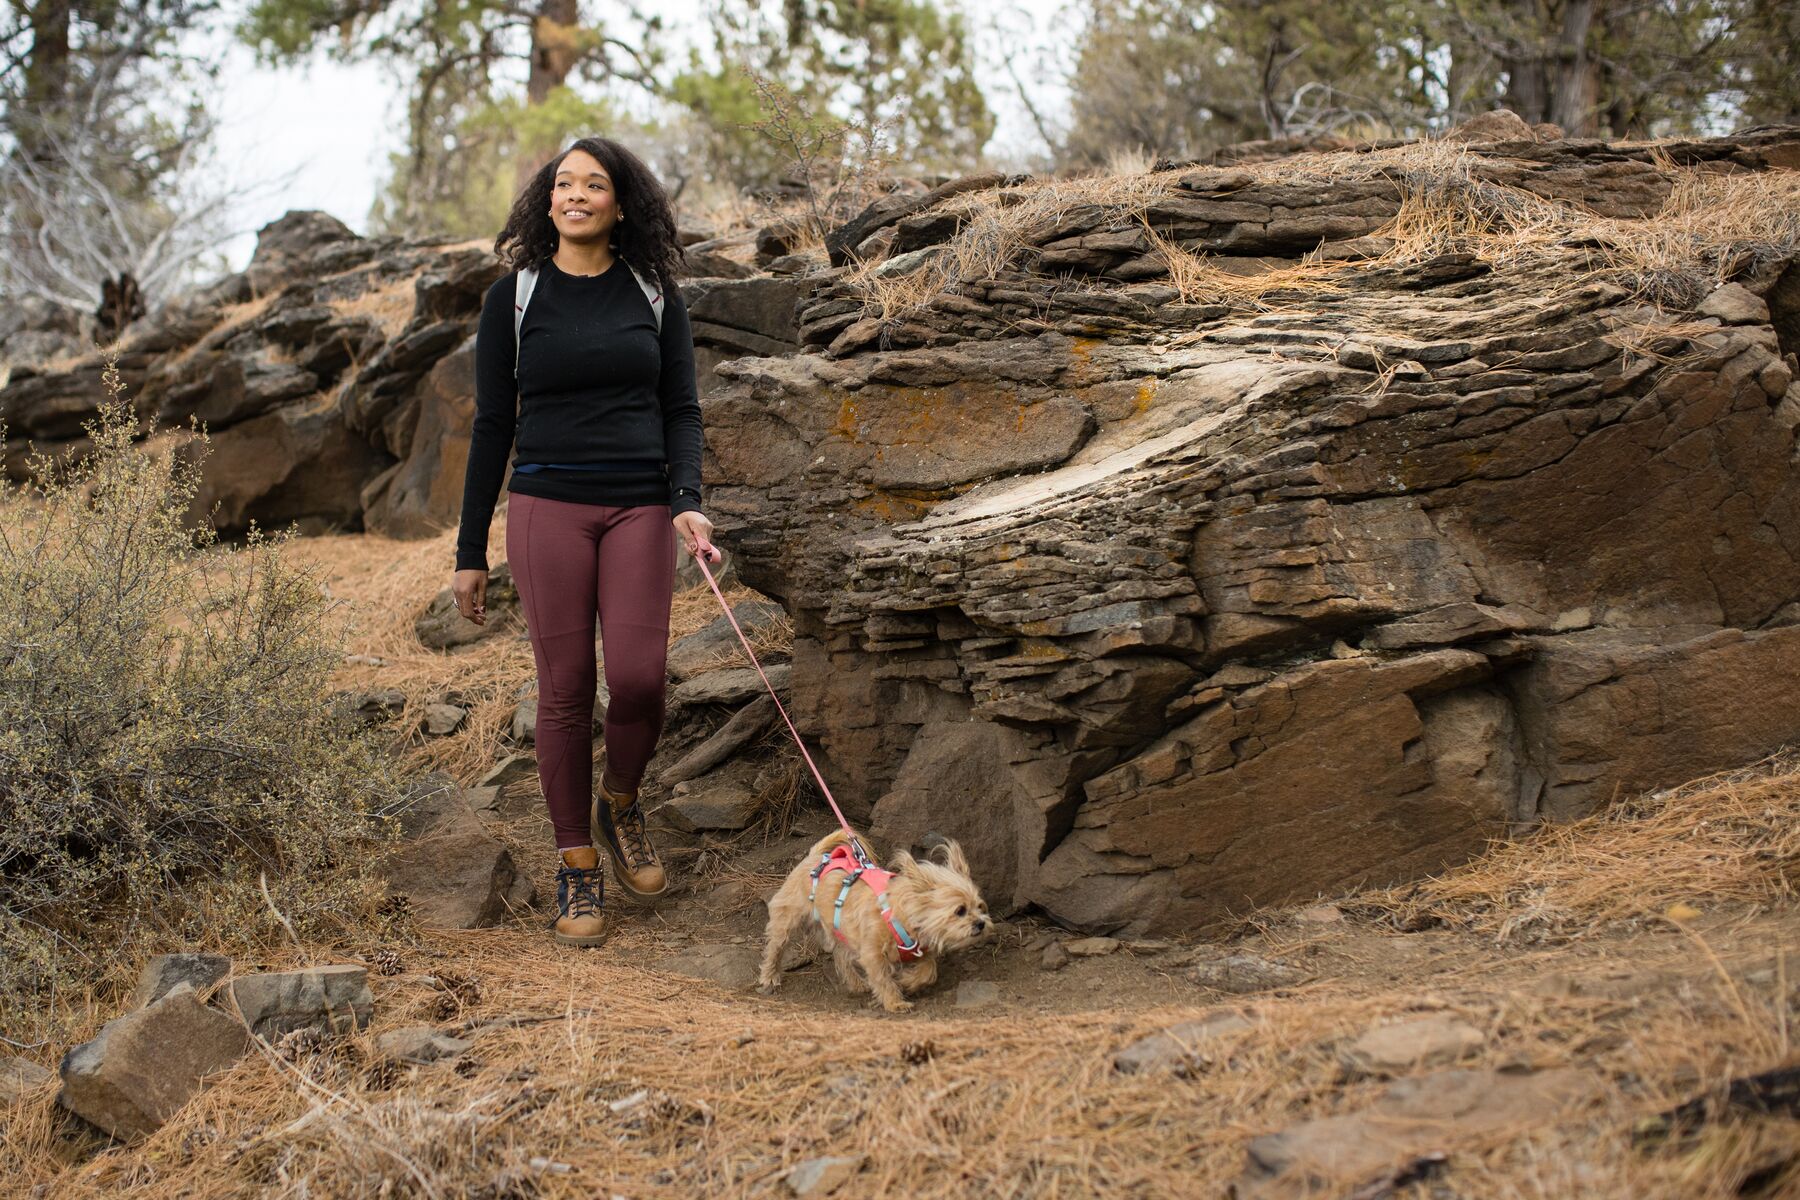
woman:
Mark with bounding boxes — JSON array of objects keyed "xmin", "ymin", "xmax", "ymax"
[{"xmin": 452, "ymin": 137, "xmax": 717, "ymax": 948}]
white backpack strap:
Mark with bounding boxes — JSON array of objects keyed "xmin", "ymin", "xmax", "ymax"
[
  {"xmin": 512, "ymin": 266, "xmax": 538, "ymax": 379},
  {"xmin": 628, "ymin": 263, "xmax": 665, "ymax": 333}
]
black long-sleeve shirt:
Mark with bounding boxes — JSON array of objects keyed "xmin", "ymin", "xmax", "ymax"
[{"xmin": 455, "ymin": 256, "xmax": 704, "ymax": 571}]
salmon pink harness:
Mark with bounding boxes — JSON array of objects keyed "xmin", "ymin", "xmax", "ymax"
[
  {"xmin": 694, "ymin": 553, "xmax": 924, "ymax": 964},
  {"xmin": 807, "ymin": 843, "xmax": 925, "ymax": 962}
]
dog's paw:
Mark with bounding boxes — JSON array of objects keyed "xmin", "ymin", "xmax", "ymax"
[
  {"xmin": 755, "ymin": 979, "xmax": 780, "ymax": 995},
  {"xmin": 879, "ymin": 998, "xmax": 915, "ymax": 1014}
]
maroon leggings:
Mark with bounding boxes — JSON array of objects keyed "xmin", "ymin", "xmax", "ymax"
[{"xmin": 506, "ymin": 494, "xmax": 674, "ymax": 849}]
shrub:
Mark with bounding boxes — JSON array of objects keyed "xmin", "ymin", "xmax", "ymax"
[{"xmin": 0, "ymin": 356, "xmax": 397, "ymax": 1035}]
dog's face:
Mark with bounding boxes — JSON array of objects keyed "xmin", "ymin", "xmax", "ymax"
[{"xmin": 892, "ymin": 840, "xmax": 992, "ymax": 952}]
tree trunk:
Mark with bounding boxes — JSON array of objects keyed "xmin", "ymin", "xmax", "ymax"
[
  {"xmin": 1499, "ymin": 0, "xmax": 1602, "ymax": 135},
  {"xmin": 527, "ymin": 0, "xmax": 582, "ymax": 105}
]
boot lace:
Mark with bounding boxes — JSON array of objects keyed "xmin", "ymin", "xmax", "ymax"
[
  {"xmin": 612, "ymin": 800, "xmax": 655, "ymax": 868},
  {"xmin": 555, "ymin": 864, "xmax": 604, "ymax": 919}
]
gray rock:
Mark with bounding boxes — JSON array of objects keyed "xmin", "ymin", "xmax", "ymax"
[
  {"xmin": 510, "ymin": 696, "xmax": 537, "ymax": 743},
  {"xmin": 1, "ymin": 1055, "xmax": 53, "ymax": 1102},
  {"xmin": 421, "ymin": 702, "xmax": 467, "ymax": 736},
  {"xmin": 1112, "ymin": 1011, "xmax": 1254, "ymax": 1075},
  {"xmin": 1341, "ymin": 1015, "xmax": 1486, "ymax": 1076},
  {"xmin": 672, "ymin": 664, "xmax": 788, "ymax": 707},
  {"xmin": 955, "ymin": 980, "xmax": 1000, "ymax": 1008},
  {"xmin": 1065, "ymin": 936, "xmax": 1121, "ymax": 957},
  {"xmin": 478, "ymin": 754, "xmax": 538, "ymax": 791},
  {"xmin": 664, "ymin": 695, "xmax": 779, "ymax": 784},
  {"xmin": 1442, "ymin": 108, "xmax": 1535, "ymax": 143},
  {"xmin": 227, "ymin": 965, "xmax": 374, "ymax": 1038},
  {"xmin": 58, "ymin": 983, "xmax": 250, "ymax": 1140},
  {"xmin": 1187, "ymin": 954, "xmax": 1308, "ymax": 994},
  {"xmin": 414, "ymin": 562, "xmax": 517, "ymax": 649},
  {"xmin": 128, "ymin": 952, "xmax": 232, "ymax": 1009},
  {"xmin": 785, "ymin": 1154, "xmax": 865, "ymax": 1197},
  {"xmin": 1237, "ymin": 1068, "xmax": 1596, "ymax": 1196},
  {"xmin": 1039, "ymin": 942, "xmax": 1071, "ymax": 972},
  {"xmin": 348, "ymin": 688, "xmax": 407, "ymax": 723},
  {"xmin": 383, "ymin": 774, "xmax": 534, "ymax": 927},
  {"xmin": 667, "ymin": 600, "xmax": 785, "ymax": 681},
  {"xmin": 1697, "ymin": 282, "xmax": 1770, "ymax": 325},
  {"xmin": 661, "ymin": 781, "xmax": 762, "ymax": 832},
  {"xmin": 375, "ymin": 1027, "xmax": 472, "ymax": 1064},
  {"xmin": 661, "ymin": 943, "xmax": 762, "ymax": 989}
]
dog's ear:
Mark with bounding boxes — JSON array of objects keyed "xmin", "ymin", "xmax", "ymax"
[
  {"xmin": 930, "ymin": 839, "xmax": 970, "ymax": 877},
  {"xmin": 890, "ymin": 849, "xmax": 917, "ymax": 874}
]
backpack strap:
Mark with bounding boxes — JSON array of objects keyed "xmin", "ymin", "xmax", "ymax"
[
  {"xmin": 512, "ymin": 267, "xmax": 538, "ymax": 380},
  {"xmin": 512, "ymin": 261, "xmax": 665, "ymax": 378}
]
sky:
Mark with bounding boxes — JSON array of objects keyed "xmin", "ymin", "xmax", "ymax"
[{"xmin": 206, "ymin": 1, "xmax": 1077, "ymax": 273}]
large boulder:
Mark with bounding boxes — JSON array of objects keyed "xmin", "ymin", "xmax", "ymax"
[{"xmin": 701, "ymin": 128, "xmax": 1800, "ymax": 934}]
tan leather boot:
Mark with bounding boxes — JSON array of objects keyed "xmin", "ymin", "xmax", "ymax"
[
  {"xmin": 551, "ymin": 846, "xmax": 608, "ymax": 946},
  {"xmin": 594, "ymin": 777, "xmax": 668, "ymax": 899}
]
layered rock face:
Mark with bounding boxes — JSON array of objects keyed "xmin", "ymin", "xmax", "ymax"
[
  {"xmin": 0, "ymin": 213, "xmax": 799, "ymax": 538},
  {"xmin": 702, "ymin": 128, "xmax": 1800, "ymax": 933}
]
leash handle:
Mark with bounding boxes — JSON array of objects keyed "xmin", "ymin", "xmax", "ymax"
[{"xmin": 694, "ymin": 551, "xmax": 863, "ymax": 847}]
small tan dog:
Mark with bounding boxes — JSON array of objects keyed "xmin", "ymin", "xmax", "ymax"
[{"xmin": 758, "ymin": 830, "xmax": 991, "ymax": 1012}]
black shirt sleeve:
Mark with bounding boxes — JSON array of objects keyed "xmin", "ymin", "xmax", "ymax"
[
  {"xmin": 658, "ymin": 284, "xmax": 705, "ymax": 517},
  {"xmin": 455, "ymin": 275, "xmax": 517, "ymax": 571}
]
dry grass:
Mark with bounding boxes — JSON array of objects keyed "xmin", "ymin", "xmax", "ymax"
[
  {"xmin": 4, "ymin": 520, "xmax": 1798, "ymax": 1196},
  {"xmin": 846, "ymin": 135, "xmax": 1800, "ymax": 325},
  {"xmin": 1361, "ymin": 752, "xmax": 1800, "ymax": 945},
  {"xmin": 326, "ymin": 276, "xmax": 422, "ymax": 342}
]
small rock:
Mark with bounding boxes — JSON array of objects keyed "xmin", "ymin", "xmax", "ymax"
[
  {"xmin": 664, "ymin": 695, "xmax": 780, "ymax": 783},
  {"xmin": 1187, "ymin": 954, "xmax": 1308, "ymax": 994},
  {"xmin": 661, "ymin": 781, "xmax": 762, "ymax": 831},
  {"xmin": 785, "ymin": 1154, "xmax": 865, "ymax": 1196},
  {"xmin": 128, "ymin": 952, "xmax": 232, "ymax": 1009},
  {"xmin": 422, "ymin": 703, "xmax": 468, "ymax": 736},
  {"xmin": 666, "ymin": 600, "xmax": 786, "ymax": 681},
  {"xmin": 955, "ymin": 980, "xmax": 1000, "ymax": 1008},
  {"xmin": 1341, "ymin": 1015, "xmax": 1486, "ymax": 1076},
  {"xmin": 661, "ymin": 944, "xmax": 762, "ymax": 989},
  {"xmin": 1296, "ymin": 905, "xmax": 1345, "ymax": 925},
  {"xmin": 1, "ymin": 1056, "xmax": 53, "ymax": 1102},
  {"xmin": 1064, "ymin": 936, "xmax": 1120, "ymax": 958},
  {"xmin": 375, "ymin": 1027, "xmax": 472, "ymax": 1064},
  {"xmin": 58, "ymin": 983, "xmax": 249, "ymax": 1140},
  {"xmin": 1697, "ymin": 282, "xmax": 1770, "ymax": 325},
  {"xmin": 733, "ymin": 1030, "xmax": 756, "ymax": 1047},
  {"xmin": 1122, "ymin": 938, "xmax": 1177, "ymax": 953},
  {"xmin": 672, "ymin": 664, "xmax": 789, "ymax": 707},
  {"xmin": 477, "ymin": 754, "xmax": 537, "ymax": 791},
  {"xmin": 343, "ymin": 653, "xmax": 386, "ymax": 666},
  {"xmin": 510, "ymin": 697, "xmax": 537, "ymax": 743},
  {"xmin": 1039, "ymin": 942, "xmax": 1072, "ymax": 972},
  {"xmin": 349, "ymin": 688, "xmax": 407, "ymax": 724},
  {"xmin": 228, "ymin": 965, "xmax": 374, "ymax": 1038},
  {"xmin": 1112, "ymin": 1011, "xmax": 1254, "ymax": 1076}
]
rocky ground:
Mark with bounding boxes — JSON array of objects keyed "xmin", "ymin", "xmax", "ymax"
[{"xmin": 5, "ymin": 523, "xmax": 1796, "ymax": 1198}]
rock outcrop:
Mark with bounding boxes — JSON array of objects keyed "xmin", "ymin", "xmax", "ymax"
[
  {"xmin": 699, "ymin": 127, "xmax": 1800, "ymax": 932},
  {"xmin": 1, "ymin": 212, "xmax": 794, "ymax": 539},
  {"xmin": 9, "ymin": 124, "xmax": 1799, "ymax": 938}
]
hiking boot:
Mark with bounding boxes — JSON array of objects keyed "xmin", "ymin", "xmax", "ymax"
[
  {"xmin": 594, "ymin": 777, "xmax": 668, "ymax": 899},
  {"xmin": 551, "ymin": 849, "xmax": 608, "ymax": 947}
]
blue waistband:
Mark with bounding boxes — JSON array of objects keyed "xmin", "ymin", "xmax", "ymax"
[{"xmin": 513, "ymin": 461, "xmax": 663, "ymax": 474}]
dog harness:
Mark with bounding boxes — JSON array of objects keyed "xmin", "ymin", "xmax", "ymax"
[{"xmin": 808, "ymin": 841, "xmax": 925, "ymax": 963}]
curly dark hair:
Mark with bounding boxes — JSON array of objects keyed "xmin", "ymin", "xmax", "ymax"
[{"xmin": 493, "ymin": 137, "xmax": 685, "ymax": 288}]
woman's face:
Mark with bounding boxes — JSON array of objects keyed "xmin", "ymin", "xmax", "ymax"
[{"xmin": 549, "ymin": 149, "xmax": 621, "ymax": 246}]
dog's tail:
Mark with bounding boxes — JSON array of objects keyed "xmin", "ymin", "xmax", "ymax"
[{"xmin": 804, "ymin": 827, "xmax": 856, "ymax": 862}]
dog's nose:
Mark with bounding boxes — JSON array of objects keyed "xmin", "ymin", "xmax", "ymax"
[{"xmin": 972, "ymin": 919, "xmax": 987, "ymax": 934}]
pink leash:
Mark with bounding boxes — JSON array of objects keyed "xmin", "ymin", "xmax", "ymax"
[{"xmin": 692, "ymin": 547, "xmax": 869, "ymax": 858}]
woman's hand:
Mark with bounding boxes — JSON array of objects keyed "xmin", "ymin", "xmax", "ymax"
[
  {"xmin": 673, "ymin": 510, "xmax": 721, "ymax": 564},
  {"xmin": 453, "ymin": 568, "xmax": 489, "ymax": 624}
]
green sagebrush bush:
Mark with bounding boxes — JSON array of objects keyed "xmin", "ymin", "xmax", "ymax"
[{"xmin": 0, "ymin": 357, "xmax": 398, "ymax": 1033}]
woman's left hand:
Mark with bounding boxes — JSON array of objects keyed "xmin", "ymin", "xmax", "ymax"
[{"xmin": 673, "ymin": 510, "xmax": 721, "ymax": 563}]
